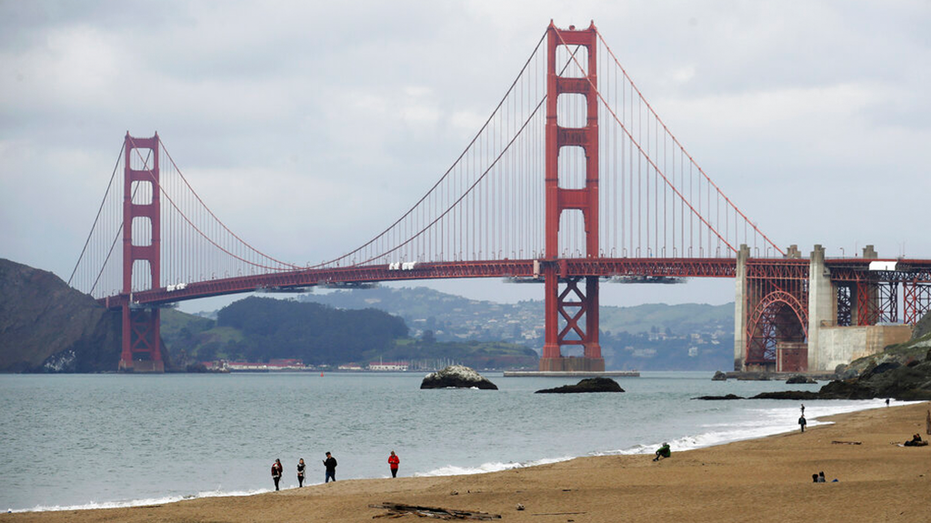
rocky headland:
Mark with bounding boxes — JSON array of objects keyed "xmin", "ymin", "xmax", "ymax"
[
  {"xmin": 698, "ymin": 325, "xmax": 931, "ymax": 401},
  {"xmin": 0, "ymin": 258, "xmax": 128, "ymax": 372}
]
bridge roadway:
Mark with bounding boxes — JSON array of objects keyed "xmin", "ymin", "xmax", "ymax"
[
  {"xmin": 100, "ymin": 257, "xmax": 737, "ymax": 308},
  {"xmin": 99, "ymin": 257, "xmax": 931, "ymax": 310}
]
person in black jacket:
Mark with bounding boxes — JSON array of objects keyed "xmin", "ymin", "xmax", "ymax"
[
  {"xmin": 297, "ymin": 458, "xmax": 305, "ymax": 487},
  {"xmin": 323, "ymin": 452, "xmax": 337, "ymax": 483},
  {"xmin": 271, "ymin": 459, "xmax": 283, "ymax": 491}
]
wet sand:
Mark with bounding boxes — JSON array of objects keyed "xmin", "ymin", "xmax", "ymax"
[{"xmin": 3, "ymin": 402, "xmax": 929, "ymax": 523}]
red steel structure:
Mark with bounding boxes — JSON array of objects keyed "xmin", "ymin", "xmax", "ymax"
[
  {"xmin": 541, "ymin": 22, "xmax": 603, "ymax": 372},
  {"xmin": 120, "ymin": 133, "xmax": 163, "ymax": 372},
  {"xmin": 68, "ymin": 23, "xmax": 931, "ymax": 372}
]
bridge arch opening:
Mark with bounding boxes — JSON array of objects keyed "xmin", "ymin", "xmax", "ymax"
[
  {"xmin": 558, "ymin": 145, "xmax": 587, "ymax": 189},
  {"xmin": 131, "ymin": 216, "xmax": 152, "ymax": 246},
  {"xmin": 131, "ymin": 259, "xmax": 152, "ymax": 292},
  {"xmin": 130, "ymin": 180, "xmax": 154, "ymax": 205},
  {"xmin": 557, "ymin": 93, "xmax": 588, "ymax": 128},
  {"xmin": 555, "ymin": 45, "xmax": 589, "ymax": 78},
  {"xmin": 746, "ymin": 291, "xmax": 808, "ymax": 373},
  {"xmin": 558, "ymin": 208, "xmax": 587, "ymax": 258}
]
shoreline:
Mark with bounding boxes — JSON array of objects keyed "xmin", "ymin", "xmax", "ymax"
[
  {"xmin": 3, "ymin": 401, "xmax": 929, "ymax": 522},
  {"xmin": 5, "ymin": 400, "xmax": 896, "ymax": 514}
]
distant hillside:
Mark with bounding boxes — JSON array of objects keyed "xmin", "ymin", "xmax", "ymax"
[
  {"xmin": 162, "ymin": 297, "xmax": 537, "ymax": 370},
  {"xmin": 0, "ymin": 258, "xmax": 124, "ymax": 372},
  {"xmin": 298, "ymin": 286, "xmax": 735, "ymax": 370}
]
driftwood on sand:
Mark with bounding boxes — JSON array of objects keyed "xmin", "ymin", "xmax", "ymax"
[{"xmin": 370, "ymin": 502, "xmax": 501, "ymax": 520}]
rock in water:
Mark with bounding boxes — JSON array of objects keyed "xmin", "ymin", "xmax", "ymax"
[
  {"xmin": 535, "ymin": 377, "xmax": 624, "ymax": 394},
  {"xmin": 786, "ymin": 375, "xmax": 817, "ymax": 384},
  {"xmin": 711, "ymin": 371, "xmax": 727, "ymax": 381},
  {"xmin": 693, "ymin": 394, "xmax": 744, "ymax": 400},
  {"xmin": 420, "ymin": 365, "xmax": 498, "ymax": 390}
]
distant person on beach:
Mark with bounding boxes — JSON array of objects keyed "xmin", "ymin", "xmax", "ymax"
[
  {"xmin": 324, "ymin": 452, "xmax": 338, "ymax": 483},
  {"xmin": 297, "ymin": 458, "xmax": 305, "ymax": 487},
  {"xmin": 926, "ymin": 409, "xmax": 930, "ymax": 435},
  {"xmin": 818, "ymin": 471, "xmax": 826, "ymax": 483},
  {"xmin": 798, "ymin": 415, "xmax": 807, "ymax": 433},
  {"xmin": 653, "ymin": 442, "xmax": 671, "ymax": 461},
  {"xmin": 903, "ymin": 434, "xmax": 924, "ymax": 447},
  {"xmin": 812, "ymin": 473, "xmax": 819, "ymax": 483},
  {"xmin": 388, "ymin": 451, "xmax": 400, "ymax": 478},
  {"xmin": 271, "ymin": 459, "xmax": 283, "ymax": 491},
  {"xmin": 886, "ymin": 398, "xmax": 890, "ymax": 407},
  {"xmin": 801, "ymin": 403, "xmax": 805, "ymax": 415}
]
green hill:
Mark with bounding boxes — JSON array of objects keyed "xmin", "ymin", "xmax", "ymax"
[{"xmin": 161, "ymin": 296, "xmax": 537, "ymax": 370}]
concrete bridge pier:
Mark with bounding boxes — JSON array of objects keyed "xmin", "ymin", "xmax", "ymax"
[
  {"xmin": 733, "ymin": 244, "xmax": 750, "ymax": 371},
  {"xmin": 806, "ymin": 245, "xmax": 834, "ymax": 372}
]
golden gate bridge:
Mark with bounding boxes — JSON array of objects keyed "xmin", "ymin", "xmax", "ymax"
[{"xmin": 68, "ymin": 22, "xmax": 931, "ymax": 374}]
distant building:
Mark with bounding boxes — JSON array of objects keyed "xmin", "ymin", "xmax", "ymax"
[{"xmin": 368, "ymin": 361, "xmax": 409, "ymax": 371}]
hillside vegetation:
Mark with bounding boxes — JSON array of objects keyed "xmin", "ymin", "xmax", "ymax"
[
  {"xmin": 163, "ymin": 297, "xmax": 537, "ymax": 369},
  {"xmin": 299, "ymin": 286, "xmax": 735, "ymax": 370}
]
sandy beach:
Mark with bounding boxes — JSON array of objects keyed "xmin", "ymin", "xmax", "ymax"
[{"xmin": 3, "ymin": 401, "xmax": 929, "ymax": 523}]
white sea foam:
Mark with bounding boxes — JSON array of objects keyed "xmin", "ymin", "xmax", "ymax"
[{"xmin": 416, "ymin": 456, "xmax": 573, "ymax": 477}]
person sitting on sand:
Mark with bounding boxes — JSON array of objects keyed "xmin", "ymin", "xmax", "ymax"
[
  {"xmin": 903, "ymin": 434, "xmax": 924, "ymax": 447},
  {"xmin": 653, "ymin": 442, "xmax": 671, "ymax": 461},
  {"xmin": 812, "ymin": 473, "xmax": 819, "ymax": 483},
  {"xmin": 818, "ymin": 471, "xmax": 826, "ymax": 483}
]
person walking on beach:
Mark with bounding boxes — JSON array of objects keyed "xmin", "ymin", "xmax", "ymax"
[
  {"xmin": 297, "ymin": 458, "xmax": 305, "ymax": 487},
  {"xmin": 271, "ymin": 459, "xmax": 283, "ymax": 491},
  {"xmin": 798, "ymin": 415, "xmax": 807, "ymax": 433},
  {"xmin": 388, "ymin": 451, "xmax": 400, "ymax": 478},
  {"xmin": 323, "ymin": 452, "xmax": 338, "ymax": 483}
]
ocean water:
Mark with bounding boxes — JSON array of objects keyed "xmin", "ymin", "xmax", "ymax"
[{"xmin": 0, "ymin": 372, "xmax": 891, "ymax": 512}]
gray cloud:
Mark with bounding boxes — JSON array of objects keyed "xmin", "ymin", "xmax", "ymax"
[{"xmin": 2, "ymin": 0, "xmax": 930, "ymax": 310}]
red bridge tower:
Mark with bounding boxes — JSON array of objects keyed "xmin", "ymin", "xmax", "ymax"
[
  {"xmin": 120, "ymin": 133, "xmax": 164, "ymax": 372},
  {"xmin": 539, "ymin": 23, "xmax": 605, "ymax": 372}
]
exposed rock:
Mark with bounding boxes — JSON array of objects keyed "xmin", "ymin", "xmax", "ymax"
[
  {"xmin": 535, "ymin": 377, "xmax": 625, "ymax": 394},
  {"xmin": 818, "ymin": 360, "xmax": 931, "ymax": 400},
  {"xmin": 693, "ymin": 394, "xmax": 743, "ymax": 400},
  {"xmin": 786, "ymin": 375, "xmax": 817, "ymax": 384},
  {"xmin": 711, "ymin": 371, "xmax": 727, "ymax": 381},
  {"xmin": 420, "ymin": 365, "xmax": 498, "ymax": 390},
  {"xmin": 751, "ymin": 391, "xmax": 830, "ymax": 400},
  {"xmin": 748, "ymin": 361, "xmax": 931, "ymax": 401},
  {"xmin": 913, "ymin": 310, "xmax": 931, "ymax": 340}
]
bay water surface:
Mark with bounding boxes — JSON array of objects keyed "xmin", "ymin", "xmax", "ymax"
[{"xmin": 0, "ymin": 372, "xmax": 890, "ymax": 512}]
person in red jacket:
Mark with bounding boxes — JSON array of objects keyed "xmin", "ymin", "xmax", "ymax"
[
  {"xmin": 271, "ymin": 459, "xmax": 283, "ymax": 491},
  {"xmin": 388, "ymin": 451, "xmax": 400, "ymax": 478}
]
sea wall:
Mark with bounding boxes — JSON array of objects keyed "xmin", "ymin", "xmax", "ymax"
[{"xmin": 815, "ymin": 324, "xmax": 912, "ymax": 371}]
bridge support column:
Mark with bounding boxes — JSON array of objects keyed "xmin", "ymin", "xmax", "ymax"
[
  {"xmin": 120, "ymin": 307, "xmax": 164, "ymax": 372},
  {"xmin": 807, "ymin": 244, "xmax": 835, "ymax": 372},
  {"xmin": 733, "ymin": 244, "xmax": 750, "ymax": 371},
  {"xmin": 120, "ymin": 132, "xmax": 164, "ymax": 372}
]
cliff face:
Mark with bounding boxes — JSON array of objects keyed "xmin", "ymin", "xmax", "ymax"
[{"xmin": 0, "ymin": 258, "xmax": 122, "ymax": 372}]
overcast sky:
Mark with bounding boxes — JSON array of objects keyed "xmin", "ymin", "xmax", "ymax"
[{"xmin": 2, "ymin": 0, "xmax": 930, "ymax": 313}]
